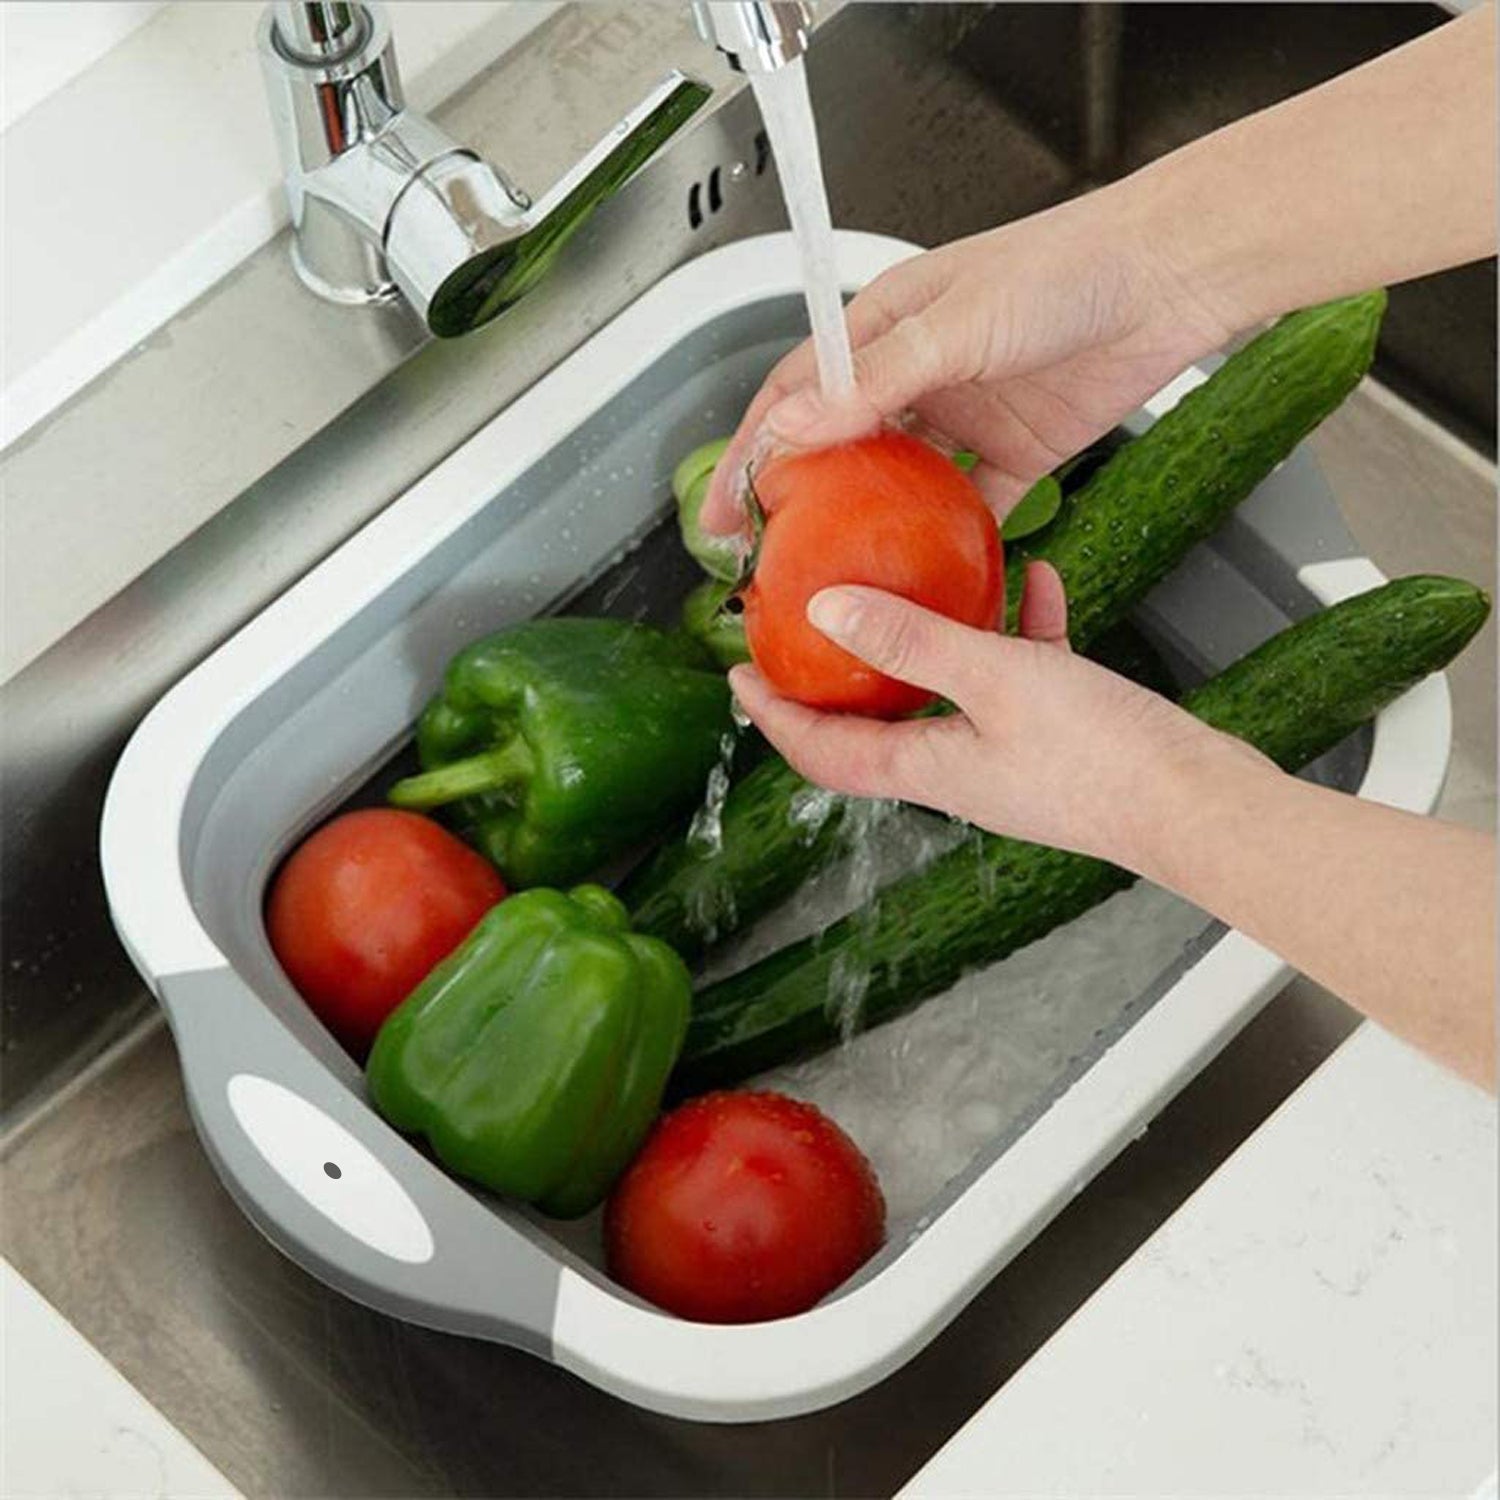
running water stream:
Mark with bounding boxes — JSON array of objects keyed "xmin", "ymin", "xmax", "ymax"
[
  {"xmin": 748, "ymin": 58, "xmax": 856, "ymax": 400},
  {"xmin": 674, "ymin": 57, "xmax": 859, "ymax": 942}
]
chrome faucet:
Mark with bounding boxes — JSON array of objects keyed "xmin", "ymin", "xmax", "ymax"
[
  {"xmin": 690, "ymin": 2, "xmax": 815, "ymax": 73},
  {"xmin": 259, "ymin": 2, "xmax": 709, "ymax": 336}
]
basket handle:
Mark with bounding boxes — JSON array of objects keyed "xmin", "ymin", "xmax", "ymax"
[{"xmin": 159, "ymin": 967, "xmax": 562, "ymax": 1352}]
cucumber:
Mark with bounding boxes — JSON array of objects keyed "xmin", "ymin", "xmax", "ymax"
[
  {"xmin": 624, "ymin": 291, "xmax": 1388, "ymax": 960},
  {"xmin": 674, "ymin": 574, "xmax": 1491, "ymax": 1090},
  {"xmin": 1004, "ymin": 292, "xmax": 1385, "ymax": 641}
]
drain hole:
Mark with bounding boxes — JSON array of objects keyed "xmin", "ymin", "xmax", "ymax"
[
  {"xmin": 324, "ymin": 1161, "xmax": 342, "ymax": 1179},
  {"xmin": 687, "ymin": 181, "xmax": 704, "ymax": 230},
  {"xmin": 753, "ymin": 130, "xmax": 771, "ymax": 176},
  {"xmin": 708, "ymin": 165, "xmax": 723, "ymax": 214}
]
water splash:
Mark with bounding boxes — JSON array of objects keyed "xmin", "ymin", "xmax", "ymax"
[
  {"xmin": 749, "ymin": 59, "xmax": 855, "ymax": 400},
  {"xmin": 681, "ymin": 729, "xmax": 745, "ymax": 945},
  {"xmin": 828, "ymin": 950, "xmax": 873, "ymax": 1044},
  {"xmin": 687, "ymin": 874, "xmax": 737, "ymax": 950},
  {"xmin": 819, "ymin": 799, "xmax": 900, "ymax": 1045},
  {"xmin": 837, "ymin": 798, "xmax": 900, "ymax": 908},
  {"xmin": 787, "ymin": 784, "xmax": 841, "ymax": 845},
  {"xmin": 687, "ymin": 732, "xmax": 739, "ymax": 857}
]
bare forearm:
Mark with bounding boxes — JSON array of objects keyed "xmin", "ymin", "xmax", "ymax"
[
  {"xmin": 1135, "ymin": 5, "xmax": 1498, "ymax": 330},
  {"xmin": 1136, "ymin": 748, "xmax": 1497, "ymax": 1089}
]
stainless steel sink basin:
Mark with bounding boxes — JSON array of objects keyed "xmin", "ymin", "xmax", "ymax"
[{"xmin": 2, "ymin": 2, "xmax": 1493, "ymax": 1493}]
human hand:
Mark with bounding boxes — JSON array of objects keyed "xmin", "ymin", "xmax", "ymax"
[
  {"xmin": 727, "ymin": 562, "xmax": 1268, "ymax": 870},
  {"xmin": 703, "ymin": 185, "xmax": 1235, "ymax": 536}
]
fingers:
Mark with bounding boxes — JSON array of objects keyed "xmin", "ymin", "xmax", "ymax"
[
  {"xmin": 1016, "ymin": 561, "xmax": 1071, "ymax": 647},
  {"xmin": 804, "ymin": 586, "xmax": 999, "ymax": 711},
  {"xmin": 765, "ymin": 298, "xmax": 973, "ymax": 451},
  {"xmin": 727, "ymin": 664, "xmax": 976, "ymax": 806},
  {"xmin": 700, "ymin": 284, "xmax": 912, "ymax": 535},
  {"xmin": 699, "ymin": 344, "xmax": 818, "ymax": 534},
  {"xmin": 700, "ymin": 260, "xmax": 960, "ymax": 535},
  {"xmin": 909, "ymin": 383, "xmax": 1064, "ymax": 520},
  {"xmin": 729, "ymin": 567, "xmax": 1071, "ymax": 812}
]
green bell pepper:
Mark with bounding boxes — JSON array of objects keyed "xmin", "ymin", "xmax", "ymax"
[
  {"xmin": 367, "ymin": 884, "xmax": 691, "ymax": 1218},
  {"xmin": 388, "ymin": 617, "xmax": 732, "ymax": 888}
]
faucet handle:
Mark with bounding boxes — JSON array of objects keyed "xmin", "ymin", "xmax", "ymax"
[
  {"xmin": 382, "ymin": 149, "xmax": 532, "ymax": 332},
  {"xmin": 418, "ymin": 70, "xmax": 711, "ymax": 337}
]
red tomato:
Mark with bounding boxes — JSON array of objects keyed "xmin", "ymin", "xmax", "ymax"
[
  {"xmin": 604, "ymin": 1090, "xmax": 886, "ymax": 1323},
  {"xmin": 266, "ymin": 809, "xmax": 505, "ymax": 1056},
  {"xmin": 742, "ymin": 429, "xmax": 1003, "ymax": 717}
]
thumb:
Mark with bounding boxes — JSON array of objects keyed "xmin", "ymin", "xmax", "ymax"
[
  {"xmin": 766, "ymin": 305, "xmax": 967, "ymax": 448},
  {"xmin": 1016, "ymin": 560, "xmax": 1072, "ymax": 648},
  {"xmin": 806, "ymin": 586, "xmax": 998, "ymax": 710}
]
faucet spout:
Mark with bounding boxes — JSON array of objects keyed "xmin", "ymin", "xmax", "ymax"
[
  {"xmin": 259, "ymin": 3, "xmax": 709, "ymax": 336},
  {"xmin": 691, "ymin": 1, "xmax": 815, "ymax": 74}
]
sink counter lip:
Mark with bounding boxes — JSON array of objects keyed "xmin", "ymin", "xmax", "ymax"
[{"xmin": 99, "ymin": 231, "xmax": 1456, "ymax": 1423}]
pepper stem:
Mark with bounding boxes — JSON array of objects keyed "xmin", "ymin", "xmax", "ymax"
[{"xmin": 388, "ymin": 740, "xmax": 534, "ymax": 810}]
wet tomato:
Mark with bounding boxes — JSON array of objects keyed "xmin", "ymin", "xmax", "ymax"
[
  {"xmin": 742, "ymin": 429, "xmax": 1003, "ymax": 717},
  {"xmin": 605, "ymin": 1090, "xmax": 886, "ymax": 1323},
  {"xmin": 266, "ymin": 809, "xmax": 505, "ymax": 1056}
]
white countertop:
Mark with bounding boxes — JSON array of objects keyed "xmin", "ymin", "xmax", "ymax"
[
  {"xmin": 904, "ymin": 1022, "xmax": 1498, "ymax": 1498},
  {"xmin": 1, "ymin": 1262, "xmax": 240, "ymax": 1499}
]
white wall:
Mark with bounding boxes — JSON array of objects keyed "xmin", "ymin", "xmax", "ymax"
[{"xmin": 1, "ymin": 2, "xmax": 169, "ymax": 131}]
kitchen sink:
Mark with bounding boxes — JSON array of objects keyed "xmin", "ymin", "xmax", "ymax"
[{"xmin": 1, "ymin": 2, "xmax": 1493, "ymax": 1493}]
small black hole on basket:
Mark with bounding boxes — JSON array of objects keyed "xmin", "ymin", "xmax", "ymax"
[
  {"xmin": 753, "ymin": 130, "xmax": 771, "ymax": 176},
  {"xmin": 708, "ymin": 166, "xmax": 723, "ymax": 214},
  {"xmin": 323, "ymin": 1161, "xmax": 342, "ymax": 1179},
  {"xmin": 687, "ymin": 181, "xmax": 703, "ymax": 230}
]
